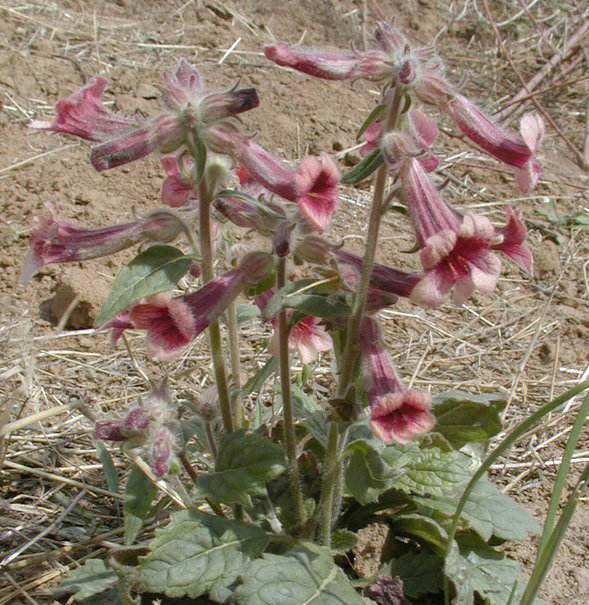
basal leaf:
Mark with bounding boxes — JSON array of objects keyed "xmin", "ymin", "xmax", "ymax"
[
  {"xmin": 234, "ymin": 543, "xmax": 365, "ymax": 605},
  {"xmin": 412, "ymin": 477, "xmax": 540, "ymax": 542},
  {"xmin": 445, "ymin": 539, "xmax": 548, "ymax": 605},
  {"xmin": 97, "ymin": 245, "xmax": 193, "ymax": 325},
  {"xmin": 331, "ymin": 529, "xmax": 358, "ymax": 554},
  {"xmin": 432, "ymin": 391, "xmax": 505, "ymax": 448},
  {"xmin": 387, "ymin": 551, "xmax": 444, "ymax": 598},
  {"xmin": 139, "ymin": 510, "xmax": 268, "ymax": 601},
  {"xmin": 345, "ymin": 439, "xmax": 388, "ymax": 505},
  {"xmin": 341, "ymin": 149, "xmax": 384, "ymax": 184},
  {"xmin": 390, "ymin": 514, "xmax": 448, "ymax": 554},
  {"xmin": 124, "ymin": 464, "xmax": 158, "ymax": 545},
  {"xmin": 54, "ymin": 558, "xmax": 117, "ymax": 601},
  {"xmin": 195, "ymin": 430, "xmax": 287, "ymax": 506}
]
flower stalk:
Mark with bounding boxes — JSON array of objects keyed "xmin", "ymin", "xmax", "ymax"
[
  {"xmin": 317, "ymin": 84, "xmax": 404, "ymax": 548},
  {"xmin": 277, "ymin": 256, "xmax": 306, "ymax": 529},
  {"xmin": 197, "ymin": 152, "xmax": 234, "ymax": 433}
]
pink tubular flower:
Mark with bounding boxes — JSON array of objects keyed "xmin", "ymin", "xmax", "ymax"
[
  {"xmin": 267, "ymin": 314, "xmax": 332, "ymax": 364},
  {"xmin": 208, "ymin": 128, "xmax": 339, "ymax": 232},
  {"xmin": 160, "ymin": 155, "xmax": 196, "ymax": 207},
  {"xmin": 108, "ymin": 251, "xmax": 274, "ymax": 359},
  {"xmin": 446, "ymin": 95, "xmax": 544, "ymax": 193},
  {"xmin": 360, "ymin": 317, "xmax": 434, "ymax": 444},
  {"xmin": 30, "ymin": 76, "xmax": 133, "ymax": 141},
  {"xmin": 401, "ymin": 158, "xmax": 532, "ymax": 306},
  {"xmin": 264, "ymin": 43, "xmax": 388, "ymax": 81},
  {"xmin": 33, "ymin": 61, "xmax": 259, "ymax": 172},
  {"xmin": 22, "ymin": 205, "xmax": 185, "ymax": 281}
]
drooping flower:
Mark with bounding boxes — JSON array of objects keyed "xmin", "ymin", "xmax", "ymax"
[
  {"xmin": 151, "ymin": 427, "xmax": 177, "ymax": 477},
  {"xmin": 208, "ymin": 127, "xmax": 339, "ymax": 232},
  {"xmin": 360, "ymin": 317, "xmax": 434, "ymax": 444},
  {"xmin": 30, "ymin": 76, "xmax": 133, "ymax": 141},
  {"xmin": 445, "ymin": 95, "xmax": 544, "ymax": 193},
  {"xmin": 22, "ymin": 205, "xmax": 185, "ymax": 281},
  {"xmin": 400, "ymin": 158, "xmax": 532, "ymax": 306},
  {"xmin": 107, "ymin": 251, "xmax": 274, "ymax": 359},
  {"xmin": 32, "ymin": 61, "xmax": 259, "ymax": 172}
]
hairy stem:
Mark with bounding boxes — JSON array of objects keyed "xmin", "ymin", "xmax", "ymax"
[
  {"xmin": 317, "ymin": 85, "xmax": 404, "ymax": 547},
  {"xmin": 277, "ymin": 256, "xmax": 306, "ymax": 529},
  {"xmin": 198, "ymin": 169, "xmax": 234, "ymax": 433},
  {"xmin": 226, "ymin": 301, "xmax": 242, "ymax": 429}
]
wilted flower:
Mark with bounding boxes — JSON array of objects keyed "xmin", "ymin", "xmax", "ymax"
[
  {"xmin": 360, "ymin": 317, "xmax": 435, "ymax": 444},
  {"xmin": 107, "ymin": 251, "xmax": 274, "ymax": 359},
  {"xmin": 445, "ymin": 95, "xmax": 544, "ymax": 193},
  {"xmin": 22, "ymin": 205, "xmax": 185, "ymax": 281},
  {"xmin": 400, "ymin": 158, "xmax": 532, "ymax": 306},
  {"xmin": 151, "ymin": 427, "xmax": 177, "ymax": 477}
]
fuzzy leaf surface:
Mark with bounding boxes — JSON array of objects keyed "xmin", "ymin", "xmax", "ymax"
[
  {"xmin": 432, "ymin": 391, "xmax": 505, "ymax": 448},
  {"xmin": 124, "ymin": 464, "xmax": 157, "ymax": 545},
  {"xmin": 445, "ymin": 540, "xmax": 548, "ymax": 605},
  {"xmin": 139, "ymin": 510, "xmax": 268, "ymax": 601},
  {"xmin": 54, "ymin": 558, "xmax": 117, "ymax": 601},
  {"xmin": 345, "ymin": 439, "xmax": 388, "ymax": 504},
  {"xmin": 195, "ymin": 429, "xmax": 287, "ymax": 506},
  {"xmin": 97, "ymin": 245, "xmax": 192, "ymax": 325},
  {"xmin": 234, "ymin": 543, "xmax": 365, "ymax": 605},
  {"xmin": 387, "ymin": 551, "xmax": 444, "ymax": 598}
]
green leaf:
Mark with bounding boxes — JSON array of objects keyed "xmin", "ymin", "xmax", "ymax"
[
  {"xmin": 331, "ymin": 529, "xmax": 358, "ymax": 554},
  {"xmin": 387, "ymin": 551, "xmax": 444, "ymax": 598},
  {"xmin": 356, "ymin": 104, "xmax": 385, "ymax": 139},
  {"xmin": 139, "ymin": 510, "xmax": 268, "ymax": 601},
  {"xmin": 445, "ymin": 539, "xmax": 548, "ymax": 605},
  {"xmin": 234, "ymin": 543, "xmax": 365, "ymax": 605},
  {"xmin": 292, "ymin": 386, "xmax": 328, "ymax": 446},
  {"xmin": 240, "ymin": 357, "xmax": 278, "ymax": 398},
  {"xmin": 387, "ymin": 447, "xmax": 540, "ymax": 541},
  {"xmin": 124, "ymin": 464, "xmax": 157, "ymax": 545},
  {"xmin": 390, "ymin": 514, "xmax": 448, "ymax": 554},
  {"xmin": 235, "ymin": 302, "xmax": 260, "ymax": 325},
  {"xmin": 345, "ymin": 440, "xmax": 388, "ymax": 505},
  {"xmin": 432, "ymin": 391, "xmax": 506, "ymax": 449},
  {"xmin": 54, "ymin": 558, "xmax": 117, "ymax": 601},
  {"xmin": 341, "ymin": 149, "xmax": 384, "ymax": 184},
  {"xmin": 195, "ymin": 430, "xmax": 287, "ymax": 506},
  {"xmin": 97, "ymin": 245, "xmax": 193, "ymax": 325},
  {"xmin": 263, "ymin": 286, "xmax": 351, "ymax": 321},
  {"xmin": 412, "ymin": 477, "xmax": 540, "ymax": 542},
  {"xmin": 95, "ymin": 441, "xmax": 119, "ymax": 494}
]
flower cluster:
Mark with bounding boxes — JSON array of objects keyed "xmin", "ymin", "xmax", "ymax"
[{"xmin": 95, "ymin": 383, "xmax": 178, "ymax": 477}]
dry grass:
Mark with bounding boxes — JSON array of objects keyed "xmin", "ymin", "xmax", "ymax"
[{"xmin": 0, "ymin": 0, "xmax": 588, "ymax": 603}]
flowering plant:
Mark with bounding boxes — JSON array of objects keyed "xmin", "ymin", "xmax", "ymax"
[{"xmin": 26, "ymin": 20, "xmax": 588, "ymax": 605}]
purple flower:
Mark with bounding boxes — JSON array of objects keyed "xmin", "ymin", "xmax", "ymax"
[
  {"xmin": 108, "ymin": 252, "xmax": 274, "ymax": 359},
  {"xmin": 401, "ymin": 158, "xmax": 532, "ymax": 306},
  {"xmin": 360, "ymin": 317, "xmax": 435, "ymax": 444},
  {"xmin": 445, "ymin": 95, "xmax": 544, "ymax": 192},
  {"xmin": 151, "ymin": 427, "xmax": 177, "ymax": 477},
  {"xmin": 267, "ymin": 314, "xmax": 332, "ymax": 364},
  {"xmin": 22, "ymin": 205, "xmax": 184, "ymax": 281}
]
